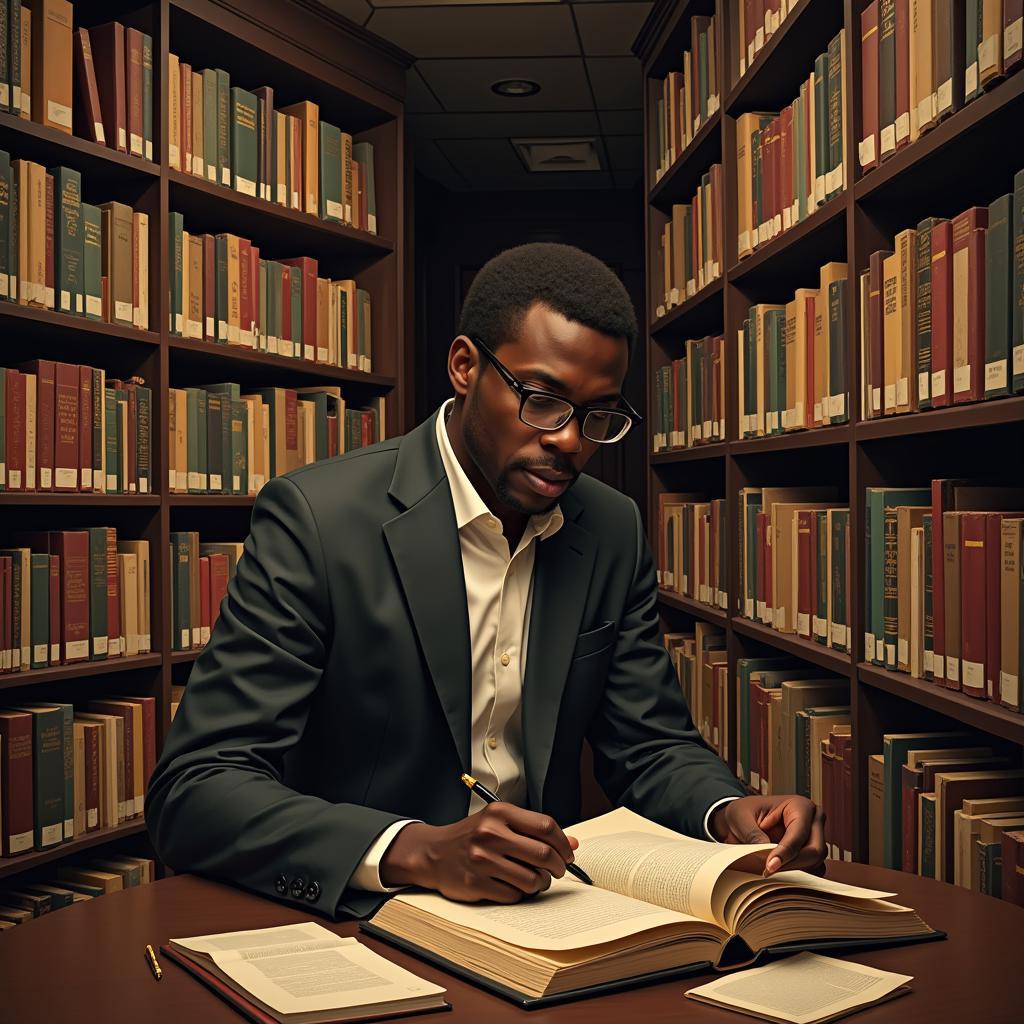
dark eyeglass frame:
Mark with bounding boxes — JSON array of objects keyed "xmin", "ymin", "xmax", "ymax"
[{"xmin": 468, "ymin": 335, "xmax": 642, "ymax": 444}]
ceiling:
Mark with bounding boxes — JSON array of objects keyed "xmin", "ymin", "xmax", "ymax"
[{"xmin": 320, "ymin": 0, "xmax": 651, "ymax": 191}]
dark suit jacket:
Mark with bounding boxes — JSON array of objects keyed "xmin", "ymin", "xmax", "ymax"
[{"xmin": 145, "ymin": 408, "xmax": 745, "ymax": 919}]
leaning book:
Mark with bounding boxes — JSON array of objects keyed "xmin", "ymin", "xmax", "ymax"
[
  {"xmin": 164, "ymin": 922, "xmax": 449, "ymax": 1024},
  {"xmin": 364, "ymin": 808, "xmax": 940, "ymax": 1007}
]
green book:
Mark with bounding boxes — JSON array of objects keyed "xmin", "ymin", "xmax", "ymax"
[
  {"xmin": 229, "ymin": 86, "xmax": 258, "ymax": 197},
  {"xmin": 736, "ymin": 657, "xmax": 792, "ymax": 786},
  {"xmin": 865, "ymin": 488, "xmax": 929, "ymax": 666},
  {"xmin": 829, "ymin": 510, "xmax": 849, "ymax": 652},
  {"xmin": 216, "ymin": 69, "xmax": 231, "ymax": 186},
  {"xmin": 20, "ymin": 884, "xmax": 74, "ymax": 909},
  {"xmin": 827, "ymin": 278, "xmax": 848, "ymax": 423},
  {"xmin": 744, "ymin": 493, "xmax": 762, "ymax": 618},
  {"xmin": 87, "ymin": 528, "xmax": 108, "ymax": 660},
  {"xmin": 352, "ymin": 141, "xmax": 376, "ymax": 234},
  {"xmin": 29, "ymin": 552, "xmax": 49, "ymax": 668},
  {"xmin": 203, "ymin": 69, "xmax": 218, "ymax": 182},
  {"xmin": 55, "ymin": 879, "xmax": 104, "ymax": 898},
  {"xmin": 318, "ymin": 121, "xmax": 342, "ymax": 222},
  {"xmin": 168, "ymin": 210, "xmax": 184, "ymax": 335},
  {"xmin": 115, "ymin": 388, "xmax": 126, "ymax": 493},
  {"xmin": 766, "ymin": 309, "xmax": 783, "ymax": 434},
  {"xmin": 1012, "ymin": 169, "xmax": 1024, "ymax": 393},
  {"xmin": 978, "ymin": 840, "xmax": 1001, "ymax": 896},
  {"xmin": 141, "ymin": 33, "xmax": 153, "ymax": 161},
  {"xmin": 8, "ymin": 704, "xmax": 64, "ymax": 850},
  {"xmin": 915, "ymin": 218, "xmax": 942, "ymax": 410},
  {"xmin": 965, "ymin": 0, "xmax": 981, "ymax": 102},
  {"xmin": 696, "ymin": 22, "xmax": 708, "ymax": 124},
  {"xmin": 266, "ymin": 260, "xmax": 280, "ymax": 350},
  {"xmin": 825, "ymin": 32, "xmax": 843, "ymax": 200},
  {"xmin": 814, "ymin": 509, "xmax": 829, "ymax": 644},
  {"xmin": 38, "ymin": 702, "xmax": 73, "ymax": 839},
  {"xmin": 0, "ymin": 148, "xmax": 10, "ymax": 299},
  {"xmin": 795, "ymin": 705, "xmax": 850, "ymax": 799},
  {"xmin": 984, "ymin": 192, "xmax": 1013, "ymax": 397},
  {"xmin": 82, "ymin": 203, "xmax": 103, "ymax": 320},
  {"xmin": 206, "ymin": 391, "xmax": 223, "ymax": 492},
  {"xmin": 185, "ymin": 388, "xmax": 202, "ymax": 492},
  {"xmin": 170, "ymin": 532, "xmax": 192, "ymax": 651},
  {"xmin": 215, "ymin": 234, "xmax": 229, "ymax": 342},
  {"xmin": 0, "ymin": 7, "xmax": 9, "ymax": 113},
  {"xmin": 51, "ymin": 167, "xmax": 83, "ymax": 316},
  {"xmin": 814, "ymin": 51, "xmax": 828, "ymax": 204},
  {"xmin": 104, "ymin": 389, "xmax": 117, "ymax": 493},
  {"xmin": 9, "ymin": 0, "xmax": 21, "ymax": 115}
]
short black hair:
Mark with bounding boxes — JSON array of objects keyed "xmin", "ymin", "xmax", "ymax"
[{"xmin": 458, "ymin": 242, "xmax": 638, "ymax": 358}]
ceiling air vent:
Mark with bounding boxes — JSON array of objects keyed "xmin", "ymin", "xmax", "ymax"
[{"xmin": 511, "ymin": 138, "xmax": 602, "ymax": 173}]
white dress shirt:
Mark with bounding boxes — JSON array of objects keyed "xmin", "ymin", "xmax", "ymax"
[{"xmin": 349, "ymin": 400, "xmax": 737, "ymax": 891}]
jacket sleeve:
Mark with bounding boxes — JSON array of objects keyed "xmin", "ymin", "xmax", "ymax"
[
  {"xmin": 144, "ymin": 474, "xmax": 403, "ymax": 919},
  {"xmin": 586, "ymin": 499, "xmax": 746, "ymax": 837}
]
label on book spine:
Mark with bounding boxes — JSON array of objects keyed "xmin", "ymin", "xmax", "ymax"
[
  {"xmin": 963, "ymin": 659, "xmax": 983, "ymax": 689},
  {"xmin": 895, "ymin": 113, "xmax": 910, "ymax": 143},
  {"xmin": 235, "ymin": 176, "xmax": 256, "ymax": 197},
  {"xmin": 947, "ymin": 657, "xmax": 960, "ymax": 682},
  {"xmin": 1014, "ymin": 346, "xmax": 1024, "ymax": 374},
  {"xmin": 1007, "ymin": 20, "xmax": 1024, "ymax": 57},
  {"xmin": 859, "ymin": 135, "xmax": 876, "ymax": 168},
  {"xmin": 933, "ymin": 655, "xmax": 945, "ymax": 680},
  {"xmin": 1002, "ymin": 671, "xmax": 1020, "ymax": 705},
  {"xmin": 897, "ymin": 377, "xmax": 909, "ymax": 407},
  {"xmin": 985, "ymin": 360, "xmax": 1008, "ymax": 392},
  {"xmin": 880, "ymin": 124, "xmax": 896, "ymax": 154},
  {"xmin": 966, "ymin": 63, "xmax": 978, "ymax": 94},
  {"xmin": 931, "ymin": 369, "xmax": 947, "ymax": 397},
  {"xmin": 898, "ymin": 638, "xmax": 908, "ymax": 665},
  {"xmin": 48, "ymin": 101, "xmax": 72, "ymax": 129},
  {"xmin": 954, "ymin": 365, "xmax": 971, "ymax": 393}
]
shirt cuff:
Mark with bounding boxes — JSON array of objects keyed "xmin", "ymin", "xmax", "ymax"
[
  {"xmin": 703, "ymin": 796, "xmax": 741, "ymax": 842},
  {"xmin": 349, "ymin": 819, "xmax": 421, "ymax": 892}
]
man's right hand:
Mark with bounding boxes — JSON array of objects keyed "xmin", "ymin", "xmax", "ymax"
[{"xmin": 378, "ymin": 803, "xmax": 580, "ymax": 903}]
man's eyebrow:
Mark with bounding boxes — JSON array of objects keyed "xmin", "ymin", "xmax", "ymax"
[{"xmin": 518, "ymin": 367, "xmax": 622, "ymax": 403}]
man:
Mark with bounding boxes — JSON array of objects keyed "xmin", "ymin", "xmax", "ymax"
[{"xmin": 146, "ymin": 243, "xmax": 826, "ymax": 919}]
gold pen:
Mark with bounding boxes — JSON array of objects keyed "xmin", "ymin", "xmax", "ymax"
[{"xmin": 145, "ymin": 943, "xmax": 163, "ymax": 980}]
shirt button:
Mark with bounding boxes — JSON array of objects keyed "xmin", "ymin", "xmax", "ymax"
[
  {"xmin": 500, "ymin": 652, "xmax": 510, "ymax": 666},
  {"xmin": 487, "ymin": 735, "xmax": 498, "ymax": 749}
]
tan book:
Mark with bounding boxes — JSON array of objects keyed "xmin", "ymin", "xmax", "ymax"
[
  {"xmin": 227, "ymin": 233, "xmax": 241, "ymax": 344},
  {"xmin": 187, "ymin": 233, "xmax": 203, "ymax": 339},
  {"xmin": 133, "ymin": 211, "xmax": 149, "ymax": 330},
  {"xmin": 97, "ymin": 698, "xmax": 143, "ymax": 815},
  {"xmin": 881, "ymin": 251, "xmax": 900, "ymax": 414},
  {"xmin": 191, "ymin": 71, "xmax": 204, "ymax": 177},
  {"xmin": 942, "ymin": 511, "xmax": 964, "ymax": 688},
  {"xmin": 788, "ymin": 288, "xmax": 815, "ymax": 429},
  {"xmin": 1000, "ymin": 519, "xmax": 1023, "ymax": 710},
  {"xmin": 117, "ymin": 539, "xmax": 151, "ymax": 652},
  {"xmin": 31, "ymin": 0, "xmax": 72, "ymax": 133},
  {"xmin": 980, "ymin": 0, "xmax": 1005, "ymax": 84},
  {"xmin": 278, "ymin": 100, "xmax": 319, "ymax": 215},
  {"xmin": 912, "ymin": 0, "xmax": 936, "ymax": 134},
  {"xmin": 896, "ymin": 505, "xmax": 928, "ymax": 672},
  {"xmin": 17, "ymin": 161, "xmax": 46, "ymax": 306},
  {"xmin": 71, "ymin": 712, "xmax": 119, "ymax": 827},
  {"xmin": 55, "ymin": 866, "xmax": 123, "ymax": 895},
  {"xmin": 100, "ymin": 201, "xmax": 134, "ymax": 326},
  {"xmin": 174, "ymin": 387, "xmax": 188, "ymax": 493},
  {"xmin": 771, "ymin": 499, "xmax": 841, "ymax": 632},
  {"xmin": 340, "ymin": 131, "xmax": 354, "ymax": 223},
  {"xmin": 868, "ymin": 753, "xmax": 886, "ymax": 867},
  {"xmin": 817, "ymin": 262, "xmax": 847, "ymax": 424},
  {"xmin": 776, "ymin": 681, "xmax": 849, "ymax": 797},
  {"xmin": 910, "ymin": 526, "xmax": 924, "ymax": 678},
  {"xmin": 168, "ymin": 52, "xmax": 182, "ymax": 170},
  {"xmin": 72, "ymin": 723, "xmax": 85, "ymax": 836},
  {"xmin": 955, "ymin": 808, "xmax": 1024, "ymax": 889},
  {"xmin": 670, "ymin": 204, "xmax": 686, "ymax": 304},
  {"xmin": 117, "ymin": 552, "xmax": 140, "ymax": 657},
  {"xmin": 316, "ymin": 276, "xmax": 330, "ymax": 362},
  {"xmin": 20, "ymin": 4, "xmax": 31, "ymax": 117}
]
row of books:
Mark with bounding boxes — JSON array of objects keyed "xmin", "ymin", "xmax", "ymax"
[
  {"xmin": 735, "ymin": 27, "xmax": 849, "ymax": 261},
  {"xmin": 0, "ymin": 532, "xmax": 151, "ymax": 673},
  {"xmin": 654, "ymin": 165, "xmax": 723, "ymax": 317},
  {"xmin": 738, "ymin": 262, "xmax": 850, "ymax": 437},
  {"xmin": 652, "ymin": 11, "xmax": 720, "ymax": 182},
  {"xmin": 168, "ymin": 534, "xmax": 242, "ymax": 652},
  {"xmin": 738, "ymin": 487, "xmax": 852, "ymax": 652},
  {"xmin": 650, "ymin": 335, "xmax": 725, "ymax": 451},
  {"xmin": 1, "ymin": 363, "xmax": 152, "ymax": 495},
  {"xmin": 655, "ymin": 495, "xmax": 728, "ymax": 612},
  {"xmin": 0, "ymin": 152, "xmax": 149, "ymax": 328},
  {"xmin": 859, "ymin": 0, "xmax": 1024, "ymax": 173},
  {"xmin": 865, "ymin": 483, "xmax": 1024, "ymax": 710},
  {"xmin": 167, "ymin": 383, "xmax": 383, "ymax": 496},
  {"xmin": 859, "ymin": 173, "xmax": 1024, "ymax": 419},
  {"xmin": 0, "ymin": 696, "xmax": 156, "ymax": 855},
  {"xmin": 167, "ymin": 54, "xmax": 377, "ymax": 234},
  {"xmin": 168, "ymin": 218, "xmax": 372, "ymax": 371},
  {"xmin": 0, "ymin": 853, "xmax": 156, "ymax": 927},
  {"xmin": 664, "ymin": 622, "xmax": 728, "ymax": 763},
  {"xmin": 730, "ymin": 0, "xmax": 798, "ymax": 81}
]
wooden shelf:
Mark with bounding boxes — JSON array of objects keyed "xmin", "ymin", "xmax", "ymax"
[
  {"xmin": 651, "ymin": 441, "xmax": 727, "ymax": 464},
  {"xmin": 0, "ymin": 820, "xmax": 148, "ymax": 881},
  {"xmin": 0, "ymin": 654, "xmax": 163, "ymax": 692},
  {"xmin": 732, "ymin": 617, "xmax": 851, "ymax": 674},
  {"xmin": 657, "ymin": 590, "xmax": 728, "ymax": 625},
  {"xmin": 649, "ymin": 109, "xmax": 722, "ymax": 210},
  {"xmin": 858, "ymin": 663, "xmax": 1024, "ymax": 746},
  {"xmin": 170, "ymin": 650, "xmax": 201, "ymax": 665},
  {"xmin": 732, "ymin": 424, "xmax": 850, "ymax": 454},
  {"xmin": 0, "ymin": 301, "xmax": 161, "ymax": 349},
  {"xmin": 168, "ymin": 495, "xmax": 256, "ymax": 506},
  {"xmin": 855, "ymin": 396, "xmax": 1024, "ymax": 441},
  {"xmin": 650, "ymin": 278, "xmax": 724, "ymax": 337},
  {"xmin": 0, "ymin": 493, "xmax": 160, "ymax": 506}
]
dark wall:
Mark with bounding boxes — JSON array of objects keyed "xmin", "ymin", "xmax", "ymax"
[{"xmin": 411, "ymin": 171, "xmax": 648, "ymax": 512}]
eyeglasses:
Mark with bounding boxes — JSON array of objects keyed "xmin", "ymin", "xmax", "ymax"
[{"xmin": 469, "ymin": 336, "xmax": 641, "ymax": 445}]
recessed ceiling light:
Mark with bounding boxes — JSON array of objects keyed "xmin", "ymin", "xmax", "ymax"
[{"xmin": 491, "ymin": 79, "xmax": 541, "ymax": 97}]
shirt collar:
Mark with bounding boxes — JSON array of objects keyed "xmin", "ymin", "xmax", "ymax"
[{"xmin": 435, "ymin": 398, "xmax": 564, "ymax": 541}]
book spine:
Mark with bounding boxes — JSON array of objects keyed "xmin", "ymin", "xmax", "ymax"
[
  {"xmin": 924, "ymin": 513, "xmax": 934, "ymax": 679},
  {"xmin": 860, "ymin": 2, "xmax": 880, "ymax": 170},
  {"xmin": 931, "ymin": 220, "xmax": 953, "ymax": 406},
  {"xmin": 984, "ymin": 192, "xmax": 1012, "ymax": 397},
  {"xmin": 1014, "ymin": 169, "xmax": 1024, "ymax": 393},
  {"xmin": 879, "ymin": 0, "xmax": 897, "ymax": 157},
  {"xmin": 960, "ymin": 512, "xmax": 987, "ymax": 697}
]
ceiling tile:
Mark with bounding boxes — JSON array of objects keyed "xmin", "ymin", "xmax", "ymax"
[
  {"xmin": 602, "ymin": 134, "xmax": 642, "ymax": 170},
  {"xmin": 435, "ymin": 137, "xmax": 612, "ymax": 189},
  {"xmin": 407, "ymin": 109, "xmax": 601, "ymax": 139},
  {"xmin": 405, "ymin": 67, "xmax": 444, "ymax": 113},
  {"xmin": 574, "ymin": 1, "xmax": 653, "ymax": 56},
  {"xmin": 417, "ymin": 57, "xmax": 593, "ymax": 112},
  {"xmin": 412, "ymin": 138, "xmax": 472, "ymax": 190},
  {"xmin": 597, "ymin": 107, "xmax": 642, "ymax": 133},
  {"xmin": 367, "ymin": 5, "xmax": 578, "ymax": 58},
  {"xmin": 585, "ymin": 56, "xmax": 641, "ymax": 109},
  {"xmin": 318, "ymin": 0, "xmax": 373, "ymax": 25}
]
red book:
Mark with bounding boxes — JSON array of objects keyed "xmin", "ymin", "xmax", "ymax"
[
  {"xmin": 54, "ymin": 531, "xmax": 89, "ymax": 663},
  {"xmin": 79, "ymin": 720, "xmax": 99, "ymax": 831},
  {"xmin": 180, "ymin": 60, "xmax": 192, "ymax": 176},
  {"xmin": 78, "ymin": 364, "xmax": 92, "ymax": 491},
  {"xmin": 53, "ymin": 362, "xmax": 78, "ymax": 491},
  {"xmin": 860, "ymin": 2, "xmax": 881, "ymax": 172},
  {"xmin": 986, "ymin": 513, "xmax": 1023, "ymax": 700},
  {"xmin": 797, "ymin": 509, "xmax": 814, "ymax": 638},
  {"xmin": 710, "ymin": 163, "xmax": 723, "ymax": 276},
  {"xmin": 280, "ymin": 257, "xmax": 318, "ymax": 360},
  {"xmin": 89, "ymin": 22, "xmax": 127, "ymax": 154},
  {"xmin": 105, "ymin": 527, "xmax": 121, "ymax": 657},
  {"xmin": 89, "ymin": 699, "xmax": 135, "ymax": 819},
  {"xmin": 5, "ymin": 370, "xmax": 26, "ymax": 491},
  {"xmin": 327, "ymin": 414, "xmax": 337, "ymax": 457},
  {"xmin": 208, "ymin": 553, "xmax": 229, "ymax": 631},
  {"xmin": 48, "ymin": 554, "xmax": 60, "ymax": 665},
  {"xmin": 0, "ymin": 710, "xmax": 34, "ymax": 856},
  {"xmin": 930, "ymin": 220, "xmax": 953, "ymax": 407},
  {"xmin": 951, "ymin": 207, "xmax": 988, "ymax": 404},
  {"xmin": 780, "ymin": 105, "xmax": 793, "ymax": 226},
  {"xmin": 238, "ymin": 238, "xmax": 252, "ymax": 343},
  {"xmin": 250, "ymin": 244, "xmax": 260, "ymax": 344},
  {"xmin": 203, "ymin": 234, "xmax": 215, "ymax": 340},
  {"xmin": 894, "ymin": 0, "xmax": 911, "ymax": 149},
  {"xmin": 1, "ymin": 557, "xmax": 10, "ymax": 670},
  {"xmin": 45, "ymin": 173, "xmax": 54, "ymax": 313},
  {"xmin": 836, "ymin": 732, "xmax": 854, "ymax": 859},
  {"xmin": 112, "ymin": 696, "xmax": 156, "ymax": 788},
  {"xmin": 744, "ymin": 0, "xmax": 758, "ymax": 66},
  {"xmin": 126, "ymin": 27, "xmax": 144, "ymax": 158},
  {"xmin": 73, "ymin": 28, "xmax": 106, "ymax": 146},
  {"xmin": 959, "ymin": 512, "xmax": 988, "ymax": 698},
  {"xmin": 280, "ymin": 267, "xmax": 292, "ymax": 350},
  {"xmin": 199, "ymin": 555, "xmax": 210, "ymax": 643},
  {"xmin": 21, "ymin": 359, "xmax": 55, "ymax": 491}
]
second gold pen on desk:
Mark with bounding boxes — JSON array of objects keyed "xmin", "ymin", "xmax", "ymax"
[
  {"xmin": 460, "ymin": 772, "xmax": 594, "ymax": 885},
  {"xmin": 145, "ymin": 943, "xmax": 162, "ymax": 980}
]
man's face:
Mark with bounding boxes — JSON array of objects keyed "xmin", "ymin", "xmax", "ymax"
[{"xmin": 451, "ymin": 302, "xmax": 630, "ymax": 518}]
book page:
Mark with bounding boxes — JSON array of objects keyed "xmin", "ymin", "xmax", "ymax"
[
  {"xmin": 171, "ymin": 923, "xmax": 446, "ymax": 1014},
  {"xmin": 685, "ymin": 952, "xmax": 912, "ymax": 1024}
]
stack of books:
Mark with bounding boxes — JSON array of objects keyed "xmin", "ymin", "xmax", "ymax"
[
  {"xmin": 167, "ymin": 533, "xmax": 243, "ymax": 653},
  {"xmin": 651, "ymin": 335, "xmax": 726, "ymax": 450}
]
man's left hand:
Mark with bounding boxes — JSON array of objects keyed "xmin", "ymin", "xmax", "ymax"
[{"xmin": 709, "ymin": 795, "xmax": 827, "ymax": 877}]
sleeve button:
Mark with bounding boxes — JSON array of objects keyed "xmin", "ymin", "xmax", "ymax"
[
  {"xmin": 275, "ymin": 874, "xmax": 287, "ymax": 895},
  {"xmin": 304, "ymin": 881, "xmax": 321, "ymax": 902},
  {"xmin": 290, "ymin": 876, "xmax": 306, "ymax": 897}
]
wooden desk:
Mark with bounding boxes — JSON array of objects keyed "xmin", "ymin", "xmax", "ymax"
[{"xmin": 1, "ymin": 862, "xmax": 1021, "ymax": 1023}]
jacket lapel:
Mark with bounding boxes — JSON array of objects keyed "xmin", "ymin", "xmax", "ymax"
[
  {"xmin": 522, "ymin": 490, "xmax": 597, "ymax": 809},
  {"xmin": 382, "ymin": 414, "xmax": 473, "ymax": 772}
]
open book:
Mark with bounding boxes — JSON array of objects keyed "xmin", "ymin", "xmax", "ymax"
[
  {"xmin": 164, "ymin": 923, "xmax": 449, "ymax": 1024},
  {"xmin": 363, "ymin": 808, "xmax": 939, "ymax": 1006}
]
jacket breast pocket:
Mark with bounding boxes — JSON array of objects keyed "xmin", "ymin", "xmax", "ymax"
[{"xmin": 572, "ymin": 619, "xmax": 616, "ymax": 661}]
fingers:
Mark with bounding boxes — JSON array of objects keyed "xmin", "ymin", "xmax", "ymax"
[
  {"xmin": 496, "ymin": 805, "xmax": 576, "ymax": 865},
  {"xmin": 764, "ymin": 802, "xmax": 825, "ymax": 876}
]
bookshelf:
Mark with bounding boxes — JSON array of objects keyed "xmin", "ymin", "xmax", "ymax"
[
  {"xmin": 0, "ymin": 0, "xmax": 412, "ymax": 885},
  {"xmin": 635, "ymin": 0, "xmax": 1024, "ymax": 869}
]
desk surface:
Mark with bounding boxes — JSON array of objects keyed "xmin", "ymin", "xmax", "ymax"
[{"xmin": 0, "ymin": 861, "xmax": 1021, "ymax": 1023}]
